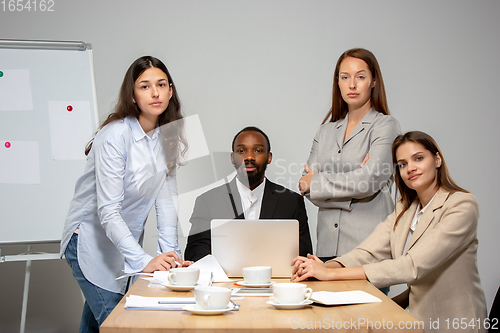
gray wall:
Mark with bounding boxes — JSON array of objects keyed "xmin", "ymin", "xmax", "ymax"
[{"xmin": 1, "ymin": 1, "xmax": 499, "ymax": 331}]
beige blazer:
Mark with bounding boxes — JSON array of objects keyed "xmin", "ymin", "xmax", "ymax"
[{"xmin": 336, "ymin": 188, "xmax": 487, "ymax": 332}]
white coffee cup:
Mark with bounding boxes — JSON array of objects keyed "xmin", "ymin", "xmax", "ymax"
[
  {"xmin": 167, "ymin": 267, "xmax": 200, "ymax": 286},
  {"xmin": 242, "ymin": 266, "xmax": 272, "ymax": 284},
  {"xmin": 194, "ymin": 286, "xmax": 232, "ymax": 310},
  {"xmin": 272, "ymin": 283, "xmax": 313, "ymax": 304}
]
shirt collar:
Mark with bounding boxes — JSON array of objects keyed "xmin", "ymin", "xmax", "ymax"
[
  {"xmin": 336, "ymin": 108, "xmax": 378, "ymax": 129},
  {"xmin": 235, "ymin": 176, "xmax": 266, "ymax": 199},
  {"xmin": 409, "ymin": 192, "xmax": 437, "ymax": 232},
  {"xmin": 127, "ymin": 116, "xmax": 160, "ymax": 142},
  {"xmin": 418, "ymin": 192, "xmax": 438, "ymax": 215}
]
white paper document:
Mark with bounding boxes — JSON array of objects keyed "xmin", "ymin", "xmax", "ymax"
[
  {"xmin": 144, "ymin": 269, "xmax": 215, "ymax": 288},
  {"xmin": 116, "ymin": 255, "xmax": 231, "ymax": 289},
  {"xmin": 48, "ymin": 101, "xmax": 93, "ymax": 160},
  {"xmin": 144, "ymin": 271, "xmax": 174, "ymax": 288},
  {"xmin": 0, "ymin": 69, "xmax": 33, "ymax": 111},
  {"xmin": 0, "ymin": 141, "xmax": 40, "ymax": 184},
  {"xmin": 311, "ymin": 290, "xmax": 381, "ymax": 306},
  {"xmin": 190, "ymin": 255, "xmax": 233, "ymax": 282},
  {"xmin": 232, "ymin": 288, "xmax": 273, "ymax": 297},
  {"xmin": 125, "ymin": 295, "xmax": 196, "ymax": 310}
]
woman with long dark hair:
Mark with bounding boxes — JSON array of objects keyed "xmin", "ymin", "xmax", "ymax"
[
  {"xmin": 60, "ymin": 56, "xmax": 192, "ymax": 332},
  {"xmin": 299, "ymin": 48, "xmax": 401, "ymax": 262},
  {"xmin": 293, "ymin": 131, "xmax": 487, "ymax": 332}
]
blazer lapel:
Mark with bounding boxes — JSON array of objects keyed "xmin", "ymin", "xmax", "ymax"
[
  {"xmin": 335, "ymin": 117, "xmax": 346, "ymax": 150},
  {"xmin": 226, "ymin": 178, "xmax": 245, "ymax": 219},
  {"xmin": 259, "ymin": 180, "xmax": 278, "ymax": 218},
  {"xmin": 393, "ymin": 201, "xmax": 419, "ymax": 257},
  {"xmin": 406, "ymin": 188, "xmax": 449, "ymax": 252},
  {"xmin": 344, "ymin": 109, "xmax": 378, "ymax": 146}
]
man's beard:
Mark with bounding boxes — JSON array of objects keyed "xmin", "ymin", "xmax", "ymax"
[{"xmin": 236, "ymin": 161, "xmax": 267, "ymax": 187}]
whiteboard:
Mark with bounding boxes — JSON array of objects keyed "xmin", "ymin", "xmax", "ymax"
[{"xmin": 0, "ymin": 41, "xmax": 98, "ymax": 244}]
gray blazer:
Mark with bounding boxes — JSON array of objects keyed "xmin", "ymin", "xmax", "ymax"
[
  {"xmin": 336, "ymin": 189, "xmax": 487, "ymax": 332},
  {"xmin": 306, "ymin": 109, "xmax": 401, "ymax": 257}
]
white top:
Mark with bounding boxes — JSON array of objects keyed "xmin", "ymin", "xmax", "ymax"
[
  {"xmin": 59, "ymin": 116, "xmax": 181, "ymax": 294},
  {"xmin": 235, "ymin": 177, "xmax": 266, "ymax": 219},
  {"xmin": 403, "ymin": 193, "xmax": 437, "ymax": 255}
]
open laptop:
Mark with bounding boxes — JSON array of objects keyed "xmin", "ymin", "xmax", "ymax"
[{"xmin": 210, "ymin": 219, "xmax": 299, "ymax": 278}]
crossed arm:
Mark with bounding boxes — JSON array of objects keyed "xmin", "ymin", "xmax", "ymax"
[{"xmin": 299, "ymin": 154, "xmax": 369, "ymax": 196}]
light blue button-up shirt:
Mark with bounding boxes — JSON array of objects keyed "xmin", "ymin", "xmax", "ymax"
[{"xmin": 60, "ymin": 116, "xmax": 181, "ymax": 294}]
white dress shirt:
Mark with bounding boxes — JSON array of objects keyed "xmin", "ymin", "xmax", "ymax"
[
  {"xmin": 60, "ymin": 116, "xmax": 181, "ymax": 294},
  {"xmin": 235, "ymin": 177, "xmax": 266, "ymax": 219}
]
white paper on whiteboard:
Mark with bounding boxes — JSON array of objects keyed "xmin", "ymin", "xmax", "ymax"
[
  {"xmin": 48, "ymin": 101, "xmax": 93, "ymax": 160},
  {"xmin": 0, "ymin": 141, "xmax": 40, "ymax": 184},
  {"xmin": 0, "ymin": 69, "xmax": 34, "ymax": 111}
]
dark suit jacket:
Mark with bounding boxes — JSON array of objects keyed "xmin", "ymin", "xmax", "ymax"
[{"xmin": 184, "ymin": 178, "xmax": 313, "ymax": 261}]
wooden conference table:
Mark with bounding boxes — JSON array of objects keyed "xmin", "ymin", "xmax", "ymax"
[{"xmin": 101, "ymin": 278, "xmax": 424, "ymax": 333}]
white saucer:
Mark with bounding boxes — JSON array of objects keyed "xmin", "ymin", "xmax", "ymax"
[
  {"xmin": 161, "ymin": 282, "xmax": 197, "ymax": 292},
  {"xmin": 183, "ymin": 304, "xmax": 233, "ymax": 315},
  {"xmin": 266, "ymin": 300, "xmax": 313, "ymax": 310},
  {"xmin": 236, "ymin": 281, "xmax": 276, "ymax": 288}
]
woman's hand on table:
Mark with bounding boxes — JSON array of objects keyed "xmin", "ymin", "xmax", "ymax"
[
  {"xmin": 291, "ymin": 253, "xmax": 331, "ymax": 282},
  {"xmin": 143, "ymin": 251, "xmax": 192, "ymax": 272}
]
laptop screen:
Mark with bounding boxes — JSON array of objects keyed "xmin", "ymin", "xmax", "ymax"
[{"xmin": 210, "ymin": 219, "xmax": 299, "ymax": 278}]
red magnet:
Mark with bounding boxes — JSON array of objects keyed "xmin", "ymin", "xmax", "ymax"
[
  {"xmin": 67, "ymin": 105, "xmax": 73, "ymax": 112},
  {"xmin": 5, "ymin": 142, "xmax": 11, "ymax": 148}
]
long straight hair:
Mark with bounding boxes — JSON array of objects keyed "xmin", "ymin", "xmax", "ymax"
[
  {"xmin": 392, "ymin": 131, "xmax": 467, "ymax": 225},
  {"xmin": 322, "ymin": 48, "xmax": 390, "ymax": 124},
  {"xmin": 85, "ymin": 56, "xmax": 187, "ymax": 173}
]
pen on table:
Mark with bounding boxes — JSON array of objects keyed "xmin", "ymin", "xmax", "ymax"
[{"xmin": 157, "ymin": 251, "xmax": 181, "ymax": 267}]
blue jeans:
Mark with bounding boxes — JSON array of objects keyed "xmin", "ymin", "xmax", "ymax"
[{"xmin": 65, "ymin": 234, "xmax": 124, "ymax": 333}]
